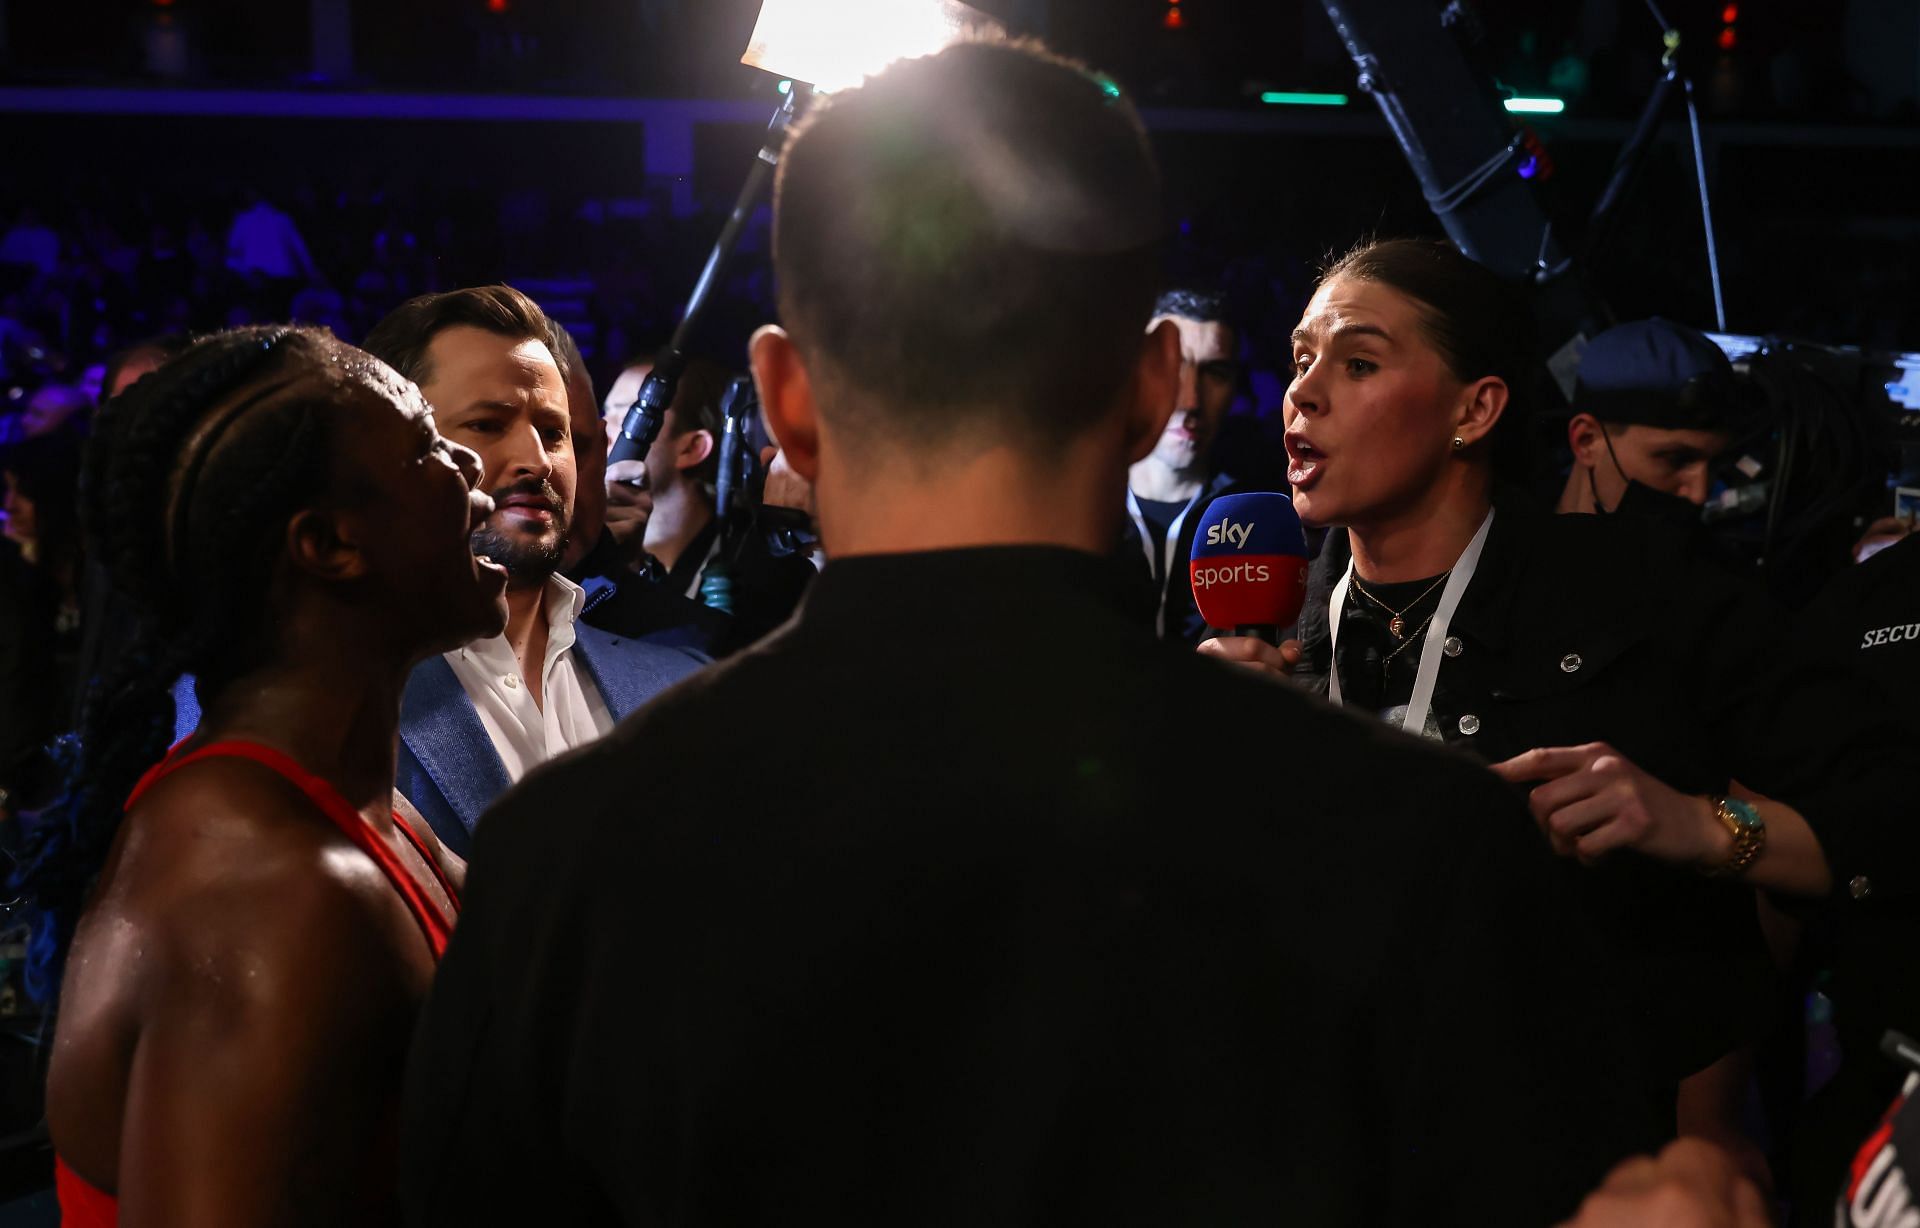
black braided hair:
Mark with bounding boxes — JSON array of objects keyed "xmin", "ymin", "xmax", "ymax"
[{"xmin": 9, "ymin": 324, "xmax": 354, "ymax": 998}]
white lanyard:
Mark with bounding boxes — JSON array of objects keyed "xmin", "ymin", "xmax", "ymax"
[
  {"xmin": 1125, "ymin": 485, "xmax": 1206, "ymax": 639},
  {"xmin": 1327, "ymin": 509, "xmax": 1495, "ymax": 739},
  {"xmin": 683, "ymin": 534, "xmax": 725, "ymax": 601}
]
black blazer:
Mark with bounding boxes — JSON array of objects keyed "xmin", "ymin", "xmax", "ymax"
[{"xmin": 403, "ymin": 546, "xmax": 1656, "ymax": 1227}]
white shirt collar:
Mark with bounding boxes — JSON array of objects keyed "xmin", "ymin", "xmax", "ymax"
[{"xmin": 458, "ymin": 572, "xmax": 588, "ymax": 670}]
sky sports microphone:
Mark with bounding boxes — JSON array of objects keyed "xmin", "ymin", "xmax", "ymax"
[{"xmin": 1189, "ymin": 491, "xmax": 1310, "ymax": 643}]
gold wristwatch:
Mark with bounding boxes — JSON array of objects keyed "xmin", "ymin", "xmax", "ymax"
[{"xmin": 1709, "ymin": 796, "xmax": 1766, "ymax": 877}]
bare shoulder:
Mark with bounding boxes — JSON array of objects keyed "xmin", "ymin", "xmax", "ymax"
[
  {"xmin": 78, "ymin": 757, "xmax": 430, "ymax": 1009},
  {"xmin": 50, "ymin": 757, "xmax": 428, "ymax": 1184}
]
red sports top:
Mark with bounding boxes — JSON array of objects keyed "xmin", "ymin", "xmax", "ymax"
[{"xmin": 56, "ymin": 738, "xmax": 460, "ymax": 1225}]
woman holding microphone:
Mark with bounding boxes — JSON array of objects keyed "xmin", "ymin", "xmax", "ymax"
[{"xmin": 1205, "ymin": 239, "xmax": 1916, "ymax": 1173}]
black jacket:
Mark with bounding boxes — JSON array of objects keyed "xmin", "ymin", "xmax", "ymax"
[
  {"xmin": 1804, "ymin": 532, "xmax": 1920, "ymax": 737},
  {"xmin": 403, "ymin": 546, "xmax": 1654, "ymax": 1227},
  {"xmin": 1790, "ymin": 532, "xmax": 1920, "ymax": 1212},
  {"xmin": 569, "ymin": 532, "xmax": 732, "ymax": 655},
  {"xmin": 1298, "ymin": 501, "xmax": 1920, "ymax": 1085},
  {"xmin": 1115, "ymin": 472, "xmax": 1243, "ymax": 646}
]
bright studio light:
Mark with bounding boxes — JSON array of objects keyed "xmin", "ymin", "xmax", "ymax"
[{"xmin": 743, "ymin": 0, "xmax": 1002, "ymax": 94}]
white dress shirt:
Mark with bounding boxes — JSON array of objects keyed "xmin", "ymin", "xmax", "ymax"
[{"xmin": 444, "ymin": 574, "xmax": 614, "ymax": 784}]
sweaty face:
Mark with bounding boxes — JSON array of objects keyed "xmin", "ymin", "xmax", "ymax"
[
  {"xmin": 1146, "ymin": 316, "xmax": 1237, "ymax": 472},
  {"xmin": 335, "ymin": 363, "xmax": 508, "ymax": 654},
  {"xmin": 1283, "ymin": 276, "xmax": 1468, "ymax": 530},
  {"xmin": 418, "ymin": 327, "xmax": 575, "ymax": 588},
  {"xmin": 1588, "ymin": 422, "xmax": 1733, "ymax": 509}
]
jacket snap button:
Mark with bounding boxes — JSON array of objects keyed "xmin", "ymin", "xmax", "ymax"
[
  {"xmin": 1851, "ymin": 875, "xmax": 1873, "ymax": 900},
  {"xmin": 1443, "ymin": 636, "xmax": 1464, "ymax": 658},
  {"xmin": 1560, "ymin": 653, "xmax": 1583, "ymax": 674},
  {"xmin": 1458, "ymin": 714, "xmax": 1481, "ymax": 736}
]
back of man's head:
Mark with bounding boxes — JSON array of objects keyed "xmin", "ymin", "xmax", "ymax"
[
  {"xmin": 363, "ymin": 284, "xmax": 572, "ymax": 391},
  {"xmin": 773, "ymin": 39, "xmax": 1164, "ymax": 459}
]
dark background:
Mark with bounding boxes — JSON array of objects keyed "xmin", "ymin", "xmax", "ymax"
[{"xmin": 2, "ymin": 0, "xmax": 1918, "ymax": 374}]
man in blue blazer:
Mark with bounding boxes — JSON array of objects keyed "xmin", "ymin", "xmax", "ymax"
[
  {"xmin": 396, "ymin": 616, "xmax": 700, "ymax": 858},
  {"xmin": 364, "ymin": 285, "xmax": 706, "ymax": 857}
]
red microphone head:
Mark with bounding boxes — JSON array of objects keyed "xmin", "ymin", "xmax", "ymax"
[{"xmin": 1188, "ymin": 492, "xmax": 1310, "ymax": 630}]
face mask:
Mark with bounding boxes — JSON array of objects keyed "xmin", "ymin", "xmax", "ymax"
[
  {"xmin": 1608, "ymin": 478, "xmax": 1706, "ymax": 528},
  {"xmin": 1587, "ymin": 421, "xmax": 1704, "ymax": 528}
]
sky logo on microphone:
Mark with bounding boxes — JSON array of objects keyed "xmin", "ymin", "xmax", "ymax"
[
  {"xmin": 1204, "ymin": 518, "xmax": 1255, "ymax": 549},
  {"xmin": 1190, "ymin": 492, "xmax": 1310, "ymax": 629}
]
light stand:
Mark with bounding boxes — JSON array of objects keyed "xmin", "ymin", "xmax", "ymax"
[
  {"xmin": 609, "ymin": 89, "xmax": 801, "ymax": 467},
  {"xmin": 1583, "ymin": 4, "xmax": 1728, "ymax": 330},
  {"xmin": 607, "ymin": 0, "xmax": 996, "ymax": 469}
]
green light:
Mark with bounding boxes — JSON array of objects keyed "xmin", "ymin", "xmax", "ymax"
[
  {"xmin": 1259, "ymin": 91, "xmax": 1349, "ymax": 107},
  {"xmin": 1504, "ymin": 96, "xmax": 1565, "ymax": 114},
  {"xmin": 776, "ymin": 79, "xmax": 792, "ymax": 96}
]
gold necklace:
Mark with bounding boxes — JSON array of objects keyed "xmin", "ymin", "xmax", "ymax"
[{"xmin": 1349, "ymin": 572, "xmax": 1450, "ymax": 640}]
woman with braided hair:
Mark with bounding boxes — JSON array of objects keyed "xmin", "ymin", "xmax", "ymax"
[{"xmin": 12, "ymin": 324, "xmax": 509, "ymax": 1225}]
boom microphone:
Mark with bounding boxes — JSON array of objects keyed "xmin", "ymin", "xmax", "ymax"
[{"xmin": 1189, "ymin": 492, "xmax": 1310, "ymax": 642}]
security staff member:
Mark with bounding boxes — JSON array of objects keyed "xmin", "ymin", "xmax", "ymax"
[
  {"xmin": 1207, "ymin": 238, "xmax": 1920, "ymax": 1134},
  {"xmin": 1807, "ymin": 531, "xmax": 1920, "ymax": 734},
  {"xmin": 1788, "ymin": 530, "xmax": 1920, "ymax": 1215}
]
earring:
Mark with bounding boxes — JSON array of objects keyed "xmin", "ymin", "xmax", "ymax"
[{"xmin": 1452, "ymin": 436, "xmax": 1466, "ymax": 451}]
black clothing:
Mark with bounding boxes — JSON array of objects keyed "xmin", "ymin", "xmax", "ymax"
[
  {"xmin": 1116, "ymin": 472, "xmax": 1242, "ymax": 646},
  {"xmin": 1299, "ymin": 501, "xmax": 1920, "ymax": 1094},
  {"xmin": 1336, "ymin": 571, "xmax": 1449, "ymax": 723},
  {"xmin": 1789, "ymin": 533, "xmax": 1920, "ymax": 1216},
  {"xmin": 405, "ymin": 546, "xmax": 1656, "ymax": 1227},
  {"xmin": 709, "ymin": 520, "xmax": 815, "ymax": 651},
  {"xmin": 643, "ymin": 514, "xmax": 817, "ymax": 653},
  {"xmin": 1132, "ymin": 495, "xmax": 1187, "ymax": 556},
  {"xmin": 640, "ymin": 517, "xmax": 724, "ymax": 600},
  {"xmin": 568, "ymin": 532, "xmax": 732, "ymax": 655},
  {"xmin": 1804, "ymin": 533, "xmax": 1920, "ymax": 736}
]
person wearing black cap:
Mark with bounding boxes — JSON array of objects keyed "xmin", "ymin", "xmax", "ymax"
[{"xmin": 1556, "ymin": 318, "xmax": 1747, "ymax": 520}]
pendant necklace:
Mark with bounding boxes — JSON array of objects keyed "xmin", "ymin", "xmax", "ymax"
[{"xmin": 1349, "ymin": 572, "xmax": 1450, "ymax": 640}]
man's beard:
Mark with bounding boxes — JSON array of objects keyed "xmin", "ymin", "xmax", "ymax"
[{"xmin": 472, "ymin": 478, "xmax": 570, "ymax": 587}]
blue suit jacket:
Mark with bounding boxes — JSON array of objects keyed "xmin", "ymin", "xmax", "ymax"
[
  {"xmin": 169, "ymin": 626, "xmax": 704, "ymax": 859},
  {"xmin": 396, "ymin": 623, "xmax": 705, "ymax": 859}
]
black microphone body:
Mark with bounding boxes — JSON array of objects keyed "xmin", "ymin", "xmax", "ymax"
[{"xmin": 609, "ymin": 351, "xmax": 686, "ymax": 468}]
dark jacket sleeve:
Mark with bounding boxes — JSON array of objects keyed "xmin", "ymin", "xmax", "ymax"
[
  {"xmin": 1677, "ymin": 551, "xmax": 1920, "ymax": 903},
  {"xmin": 1379, "ymin": 767, "xmax": 1662, "ymax": 1226}
]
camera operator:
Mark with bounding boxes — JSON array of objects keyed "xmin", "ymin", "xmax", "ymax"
[
  {"xmin": 402, "ymin": 40, "xmax": 1653, "ymax": 1226},
  {"xmin": 1204, "ymin": 238, "xmax": 1920, "ymax": 1154},
  {"xmin": 552, "ymin": 329, "xmax": 730, "ymax": 653}
]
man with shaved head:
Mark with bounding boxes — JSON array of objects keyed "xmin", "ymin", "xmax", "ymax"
[{"xmin": 404, "ymin": 39, "xmax": 1649, "ymax": 1226}]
